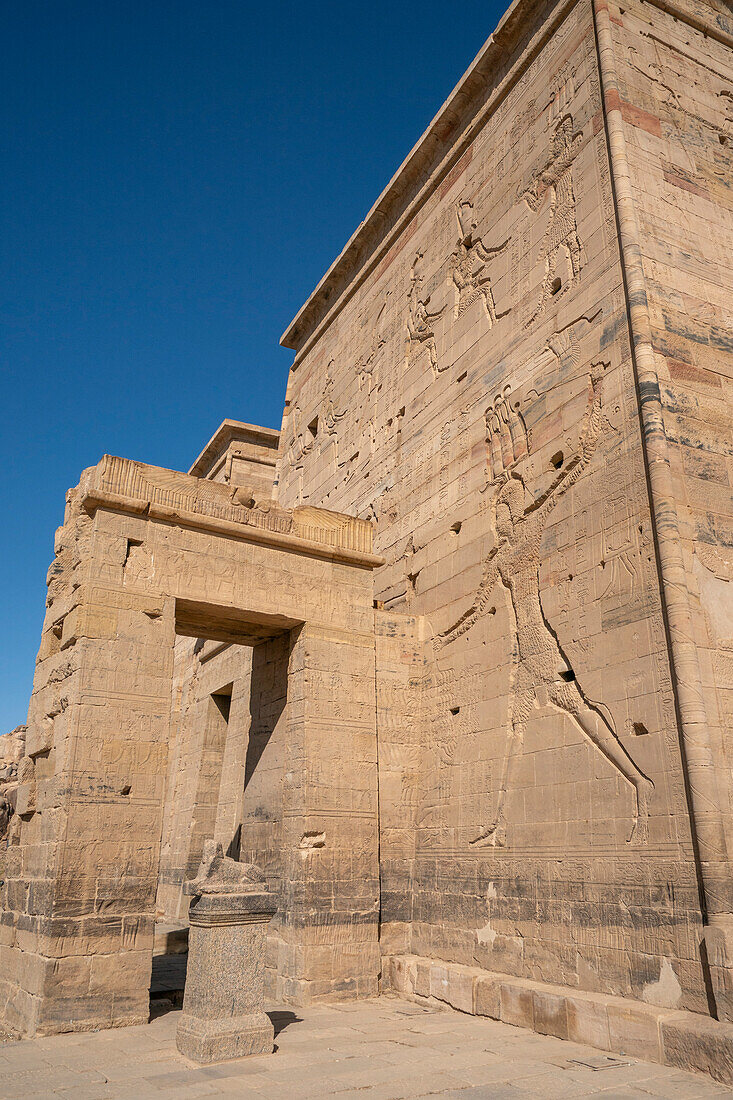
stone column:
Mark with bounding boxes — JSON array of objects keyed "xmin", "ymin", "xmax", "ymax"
[{"xmin": 176, "ymin": 842, "xmax": 276, "ymax": 1064}]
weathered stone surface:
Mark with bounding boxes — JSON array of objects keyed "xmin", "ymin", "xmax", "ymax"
[
  {"xmin": 176, "ymin": 842, "xmax": 276, "ymax": 1064},
  {"xmin": 386, "ymin": 952, "xmax": 733, "ymax": 1081},
  {"xmin": 4, "ymin": 0, "xmax": 733, "ymax": 1085},
  {"xmin": 661, "ymin": 1012, "xmax": 733, "ymax": 1087}
]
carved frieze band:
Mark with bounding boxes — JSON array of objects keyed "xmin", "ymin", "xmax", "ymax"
[{"xmin": 89, "ymin": 456, "xmax": 375, "ymax": 556}]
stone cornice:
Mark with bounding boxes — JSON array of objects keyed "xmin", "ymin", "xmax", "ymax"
[
  {"xmin": 280, "ymin": 0, "xmax": 732, "ymax": 360},
  {"xmin": 80, "ymin": 456, "xmax": 383, "ymax": 568},
  {"xmin": 82, "ymin": 488, "xmax": 385, "ymax": 568}
]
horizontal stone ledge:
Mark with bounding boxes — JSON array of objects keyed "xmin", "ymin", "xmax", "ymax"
[
  {"xmin": 385, "ymin": 953, "xmax": 733, "ymax": 1088},
  {"xmin": 80, "ymin": 489, "xmax": 385, "ymax": 570}
]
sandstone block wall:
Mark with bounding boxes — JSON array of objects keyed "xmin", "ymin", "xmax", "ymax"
[
  {"xmin": 3, "ymin": 0, "xmax": 731, "ymax": 1050},
  {"xmin": 276, "ymin": 0, "xmax": 732, "ymax": 1019},
  {"xmin": 607, "ymin": 0, "xmax": 733, "ymax": 989},
  {"xmin": 2, "ymin": 457, "xmax": 382, "ymax": 1035}
]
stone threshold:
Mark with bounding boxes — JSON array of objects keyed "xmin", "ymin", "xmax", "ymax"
[{"xmin": 385, "ymin": 953, "xmax": 733, "ymax": 1087}]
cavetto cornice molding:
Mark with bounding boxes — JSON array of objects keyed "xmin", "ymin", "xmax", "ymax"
[
  {"xmin": 280, "ymin": 0, "xmax": 732, "ymax": 360},
  {"xmin": 189, "ymin": 419, "xmax": 280, "ymax": 479}
]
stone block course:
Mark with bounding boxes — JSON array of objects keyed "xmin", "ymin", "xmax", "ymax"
[
  {"xmin": 2, "ymin": 0, "xmax": 732, "ymax": 1084},
  {"xmin": 387, "ymin": 952, "xmax": 733, "ymax": 1086}
]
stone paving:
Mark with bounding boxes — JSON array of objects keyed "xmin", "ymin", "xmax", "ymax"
[{"xmin": 0, "ymin": 996, "xmax": 730, "ymax": 1099}]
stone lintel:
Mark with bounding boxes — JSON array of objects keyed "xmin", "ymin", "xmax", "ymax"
[{"xmin": 78, "ymin": 454, "xmax": 383, "ymax": 568}]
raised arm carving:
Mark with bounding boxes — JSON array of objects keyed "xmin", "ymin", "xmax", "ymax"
[
  {"xmin": 536, "ymin": 363, "xmax": 613, "ymax": 522},
  {"xmin": 439, "ymin": 550, "xmax": 501, "ymax": 647}
]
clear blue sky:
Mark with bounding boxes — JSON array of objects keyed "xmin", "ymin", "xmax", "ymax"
[{"xmin": 1, "ymin": 0, "xmax": 504, "ymax": 731}]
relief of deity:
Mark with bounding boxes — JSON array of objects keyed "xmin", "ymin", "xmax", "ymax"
[
  {"xmin": 449, "ymin": 201, "xmax": 511, "ymax": 324},
  {"xmin": 438, "ymin": 365, "xmax": 653, "ymax": 848},
  {"xmin": 406, "ymin": 254, "xmax": 445, "ymax": 376},
  {"xmin": 521, "ymin": 114, "xmax": 583, "ymax": 315}
]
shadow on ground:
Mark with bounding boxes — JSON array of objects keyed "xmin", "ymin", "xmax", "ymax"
[{"xmin": 268, "ymin": 1009, "xmax": 303, "ymax": 1038}]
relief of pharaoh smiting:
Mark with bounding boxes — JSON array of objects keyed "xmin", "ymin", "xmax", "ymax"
[{"xmin": 421, "ymin": 323, "xmax": 654, "ymax": 851}]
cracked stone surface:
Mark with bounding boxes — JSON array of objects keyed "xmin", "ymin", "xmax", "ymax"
[{"xmin": 0, "ymin": 997, "xmax": 730, "ymax": 1099}]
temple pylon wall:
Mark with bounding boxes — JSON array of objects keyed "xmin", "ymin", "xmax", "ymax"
[
  {"xmin": 1, "ymin": 0, "xmax": 732, "ymax": 1072},
  {"xmin": 276, "ymin": 0, "xmax": 733, "ymax": 1020}
]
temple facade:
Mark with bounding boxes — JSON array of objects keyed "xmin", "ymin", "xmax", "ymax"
[{"xmin": 2, "ymin": 0, "xmax": 733, "ymax": 1080}]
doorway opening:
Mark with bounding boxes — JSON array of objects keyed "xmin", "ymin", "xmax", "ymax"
[{"xmin": 151, "ymin": 601, "xmax": 299, "ymax": 1014}]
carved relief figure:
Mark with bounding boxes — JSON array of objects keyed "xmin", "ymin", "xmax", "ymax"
[
  {"xmin": 286, "ymin": 402, "xmax": 314, "ymax": 467},
  {"xmin": 721, "ymin": 90, "xmax": 733, "ymax": 146},
  {"xmin": 356, "ymin": 290, "xmax": 390, "ymax": 395},
  {"xmin": 322, "ymin": 362, "xmax": 346, "ymax": 439},
  {"xmin": 484, "ymin": 385, "xmax": 529, "ymax": 483},
  {"xmin": 439, "ymin": 365, "xmax": 653, "ymax": 847},
  {"xmin": 629, "ymin": 44, "xmax": 733, "ymax": 155},
  {"xmin": 406, "ymin": 253, "xmax": 444, "ymax": 377},
  {"xmin": 285, "ymin": 363, "xmax": 346, "ymax": 478},
  {"xmin": 450, "ymin": 202, "xmax": 510, "ymax": 324},
  {"xmin": 546, "ymin": 63, "xmax": 577, "ymax": 127},
  {"xmin": 416, "ymin": 665, "xmax": 481, "ymax": 830},
  {"xmin": 522, "ymin": 114, "xmax": 583, "ymax": 314}
]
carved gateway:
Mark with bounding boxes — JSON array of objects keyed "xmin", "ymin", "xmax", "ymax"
[
  {"xmin": 2, "ymin": 455, "xmax": 383, "ymax": 1035},
  {"xmin": 5, "ymin": 0, "xmax": 733, "ymax": 1075}
]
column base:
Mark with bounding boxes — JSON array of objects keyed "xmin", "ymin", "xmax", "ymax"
[{"xmin": 176, "ymin": 1009, "xmax": 274, "ymax": 1064}]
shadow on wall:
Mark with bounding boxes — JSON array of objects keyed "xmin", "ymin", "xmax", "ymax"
[{"xmin": 150, "ymin": 953, "xmax": 188, "ymax": 1018}]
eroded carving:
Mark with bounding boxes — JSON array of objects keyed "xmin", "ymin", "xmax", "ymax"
[
  {"xmin": 546, "ymin": 62, "xmax": 577, "ymax": 127},
  {"xmin": 439, "ymin": 365, "xmax": 653, "ymax": 847},
  {"xmin": 185, "ymin": 839, "xmax": 267, "ymax": 895},
  {"xmin": 406, "ymin": 252, "xmax": 445, "ymax": 377},
  {"xmin": 721, "ymin": 90, "xmax": 733, "ymax": 146},
  {"xmin": 357, "ymin": 290, "xmax": 390, "ymax": 395},
  {"xmin": 286, "ymin": 402, "xmax": 315, "ymax": 468},
  {"xmin": 322, "ymin": 362, "xmax": 347, "ymax": 439},
  {"xmin": 521, "ymin": 114, "xmax": 583, "ymax": 315},
  {"xmin": 630, "ymin": 40, "xmax": 733, "ymax": 146},
  {"xmin": 485, "ymin": 386, "xmax": 530, "ymax": 484},
  {"xmin": 450, "ymin": 201, "xmax": 510, "ymax": 324},
  {"xmin": 0, "ymin": 725, "xmax": 25, "ymax": 844}
]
